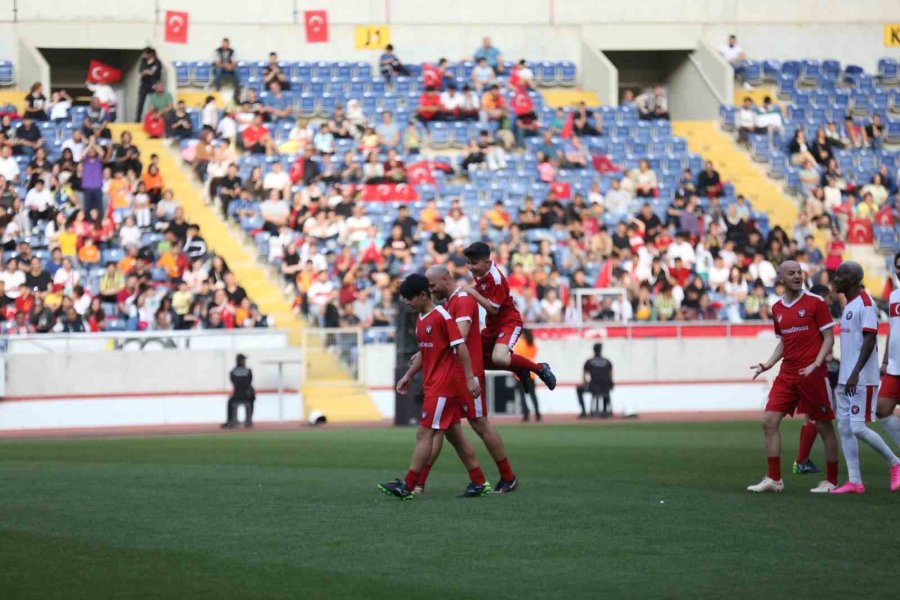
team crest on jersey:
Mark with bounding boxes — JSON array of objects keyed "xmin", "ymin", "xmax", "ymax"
[
  {"xmin": 497, "ymin": 332, "xmax": 505, "ymax": 339},
  {"xmin": 798, "ymin": 309, "xmax": 806, "ymax": 318},
  {"xmin": 425, "ymin": 325, "xmax": 432, "ymax": 334},
  {"xmin": 777, "ymin": 314, "xmax": 783, "ymax": 322},
  {"xmin": 851, "ymin": 405, "xmax": 860, "ymax": 415},
  {"xmin": 481, "ymin": 284, "xmax": 487, "ymax": 290},
  {"xmin": 820, "ymin": 405, "xmax": 828, "ymax": 414},
  {"xmin": 845, "ymin": 311, "xmax": 853, "ymax": 320},
  {"xmin": 462, "ymin": 404, "xmax": 468, "ymax": 413},
  {"xmin": 421, "ymin": 410, "xmax": 427, "ymax": 419}
]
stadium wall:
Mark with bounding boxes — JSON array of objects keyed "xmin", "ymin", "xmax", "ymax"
[{"xmin": 0, "ymin": 1, "xmax": 897, "ymax": 79}]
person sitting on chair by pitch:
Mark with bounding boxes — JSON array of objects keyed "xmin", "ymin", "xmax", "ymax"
[{"xmin": 577, "ymin": 344, "xmax": 614, "ymax": 418}]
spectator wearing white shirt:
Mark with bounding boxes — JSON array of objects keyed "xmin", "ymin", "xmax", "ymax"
[
  {"xmin": 539, "ymin": 289, "xmax": 564, "ymax": 323},
  {"xmin": 201, "ymin": 95, "xmax": 219, "ymax": 131},
  {"xmin": 443, "ymin": 204, "xmax": 471, "ymax": 242},
  {"xmin": 707, "ymin": 255, "xmax": 730, "ymax": 291},
  {"xmin": 666, "ymin": 232, "xmax": 696, "ymax": 270},
  {"xmin": 217, "ymin": 113, "xmax": 237, "ymax": 143},
  {"xmin": 0, "ymin": 145, "xmax": 20, "ymax": 183},
  {"xmin": 343, "ymin": 204, "xmax": 372, "ymax": 246},
  {"xmin": 719, "ymin": 34, "xmax": 746, "ymax": 83},
  {"xmin": 458, "ymin": 85, "xmax": 480, "ymax": 121},
  {"xmin": 61, "ymin": 129, "xmax": 86, "ymax": 162},
  {"xmin": 262, "ymin": 161, "xmax": 291, "ymax": 199},
  {"xmin": 48, "ymin": 90, "xmax": 73, "ymax": 123},
  {"xmin": 86, "ymin": 81, "xmax": 118, "ymax": 121},
  {"xmin": 440, "ymin": 85, "xmax": 465, "ymax": 119},
  {"xmin": 25, "ymin": 179, "xmax": 54, "ymax": 222},
  {"xmin": 259, "ymin": 189, "xmax": 290, "ymax": 235},
  {"xmin": 53, "ymin": 257, "xmax": 80, "ymax": 294},
  {"xmin": 0, "ymin": 258, "xmax": 25, "ymax": 298},
  {"xmin": 748, "ymin": 253, "xmax": 777, "ymax": 288},
  {"xmin": 735, "ymin": 97, "xmax": 759, "ymax": 146},
  {"xmin": 306, "ymin": 270, "xmax": 335, "ymax": 325}
]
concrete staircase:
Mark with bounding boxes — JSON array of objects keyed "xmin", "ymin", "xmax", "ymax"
[
  {"xmin": 110, "ymin": 124, "xmax": 380, "ymax": 422},
  {"xmin": 672, "ymin": 120, "xmax": 799, "ymax": 230}
]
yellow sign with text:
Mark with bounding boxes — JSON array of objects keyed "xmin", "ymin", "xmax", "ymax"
[
  {"xmin": 355, "ymin": 25, "xmax": 391, "ymax": 50},
  {"xmin": 885, "ymin": 24, "xmax": 900, "ymax": 47}
]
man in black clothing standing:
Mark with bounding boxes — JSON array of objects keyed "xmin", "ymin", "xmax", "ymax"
[
  {"xmin": 223, "ymin": 354, "xmax": 255, "ymax": 429},
  {"xmin": 577, "ymin": 344, "xmax": 614, "ymax": 418},
  {"xmin": 136, "ymin": 47, "xmax": 162, "ymax": 121}
]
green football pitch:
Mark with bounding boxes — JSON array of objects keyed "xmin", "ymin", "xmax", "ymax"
[{"xmin": 1, "ymin": 420, "xmax": 896, "ymax": 600}]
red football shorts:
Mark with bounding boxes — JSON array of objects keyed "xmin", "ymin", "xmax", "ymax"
[
  {"xmin": 458, "ymin": 375, "xmax": 488, "ymax": 421},
  {"xmin": 766, "ymin": 372, "xmax": 835, "ymax": 421},
  {"xmin": 482, "ymin": 316, "xmax": 524, "ymax": 363},
  {"xmin": 879, "ymin": 373, "xmax": 900, "ymax": 401},
  {"xmin": 420, "ymin": 395, "xmax": 461, "ymax": 430}
]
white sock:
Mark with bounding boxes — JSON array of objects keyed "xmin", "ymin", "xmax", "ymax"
[
  {"xmin": 880, "ymin": 414, "xmax": 900, "ymax": 447},
  {"xmin": 838, "ymin": 420, "xmax": 862, "ymax": 484},
  {"xmin": 851, "ymin": 421, "xmax": 900, "ymax": 467}
]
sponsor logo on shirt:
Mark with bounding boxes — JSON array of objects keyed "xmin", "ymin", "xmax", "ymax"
[
  {"xmin": 418, "ymin": 342, "xmax": 434, "ymax": 348},
  {"xmin": 781, "ymin": 326, "xmax": 810, "ymax": 334}
]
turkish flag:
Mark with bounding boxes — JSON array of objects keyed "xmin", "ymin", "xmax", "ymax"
[
  {"xmin": 304, "ymin": 10, "xmax": 329, "ymax": 43},
  {"xmin": 422, "ymin": 64, "xmax": 441, "ymax": 89},
  {"xmin": 164, "ymin": 10, "xmax": 189, "ymax": 44},
  {"xmin": 406, "ymin": 161, "xmax": 436, "ymax": 185},
  {"xmin": 550, "ymin": 182, "xmax": 571, "ymax": 199},
  {"xmin": 847, "ymin": 218, "xmax": 873, "ymax": 244},
  {"xmin": 875, "ymin": 206, "xmax": 896, "ymax": 226},
  {"xmin": 86, "ymin": 60, "xmax": 122, "ymax": 84},
  {"xmin": 511, "ymin": 91, "xmax": 534, "ymax": 116}
]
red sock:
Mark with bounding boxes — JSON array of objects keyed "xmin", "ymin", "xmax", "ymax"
[
  {"xmin": 405, "ymin": 469, "xmax": 419, "ymax": 491},
  {"xmin": 826, "ymin": 460, "xmax": 839, "ymax": 485},
  {"xmin": 509, "ymin": 353, "xmax": 541, "ymax": 373},
  {"xmin": 796, "ymin": 422, "xmax": 818, "ymax": 463},
  {"xmin": 468, "ymin": 467, "xmax": 486, "ymax": 486},
  {"xmin": 496, "ymin": 458, "xmax": 515, "ymax": 481},
  {"xmin": 417, "ymin": 464, "xmax": 432, "ymax": 486},
  {"xmin": 767, "ymin": 456, "xmax": 781, "ymax": 481}
]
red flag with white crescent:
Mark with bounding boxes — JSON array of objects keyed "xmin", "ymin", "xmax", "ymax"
[
  {"xmin": 86, "ymin": 60, "xmax": 122, "ymax": 84},
  {"xmin": 304, "ymin": 10, "xmax": 329, "ymax": 43},
  {"xmin": 164, "ymin": 10, "xmax": 189, "ymax": 44}
]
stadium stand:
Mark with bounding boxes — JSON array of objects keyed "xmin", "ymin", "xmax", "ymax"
[{"xmin": 720, "ymin": 59, "xmax": 900, "ymax": 290}]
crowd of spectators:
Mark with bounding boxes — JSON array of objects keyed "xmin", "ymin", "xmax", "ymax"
[{"xmin": 0, "ymin": 83, "xmax": 269, "ymax": 334}]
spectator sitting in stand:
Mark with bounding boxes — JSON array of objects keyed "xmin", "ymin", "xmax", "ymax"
[
  {"xmin": 719, "ymin": 34, "xmax": 747, "ymax": 82},
  {"xmin": 630, "ymin": 159, "xmax": 658, "ymax": 198},
  {"xmin": 169, "ymin": 101, "xmax": 194, "ymax": 141},
  {"xmin": 440, "ymin": 84, "xmax": 464, "ymax": 121},
  {"xmin": 471, "ymin": 57, "xmax": 496, "ymax": 92},
  {"xmin": 473, "ymin": 36, "xmax": 504, "ymax": 74},
  {"xmin": 263, "ymin": 81, "xmax": 294, "ymax": 122},
  {"xmin": 479, "ymin": 85, "xmax": 508, "ymax": 128},
  {"xmin": 241, "ymin": 113, "xmax": 277, "ymax": 156},
  {"xmin": 263, "ymin": 52, "xmax": 290, "ymax": 91},
  {"xmin": 14, "ymin": 116, "xmax": 44, "ymax": 157},
  {"xmin": 375, "ymin": 111, "xmax": 400, "ymax": 149},
  {"xmin": 696, "ymin": 160, "xmax": 723, "ymax": 198},
  {"xmin": 573, "ymin": 102, "xmax": 600, "ymax": 136},
  {"xmin": 508, "ymin": 59, "xmax": 534, "ymax": 92},
  {"xmin": 635, "ymin": 86, "xmax": 669, "ymax": 120},
  {"xmin": 213, "ymin": 38, "xmax": 241, "ymax": 97},
  {"xmin": 379, "ymin": 44, "xmax": 410, "ymax": 81},
  {"xmin": 865, "ymin": 113, "xmax": 884, "ymax": 150},
  {"xmin": 24, "ymin": 82, "xmax": 49, "ymax": 121},
  {"xmin": 416, "ymin": 86, "xmax": 443, "ymax": 122},
  {"xmin": 458, "ymin": 84, "xmax": 481, "ymax": 121},
  {"xmin": 735, "ymin": 97, "xmax": 759, "ymax": 147}
]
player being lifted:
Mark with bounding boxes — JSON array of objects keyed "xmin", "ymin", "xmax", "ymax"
[
  {"xmin": 462, "ymin": 242, "xmax": 557, "ymax": 391},
  {"xmin": 875, "ymin": 252, "xmax": 900, "ymax": 455},
  {"xmin": 404, "ymin": 265, "xmax": 519, "ymax": 494},
  {"xmin": 830, "ymin": 261, "xmax": 900, "ymax": 494},
  {"xmin": 749, "ymin": 260, "xmax": 840, "ymax": 493},
  {"xmin": 379, "ymin": 274, "xmax": 492, "ymax": 500}
]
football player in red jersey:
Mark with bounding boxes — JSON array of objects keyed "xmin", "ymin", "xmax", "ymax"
[
  {"xmin": 748, "ymin": 260, "xmax": 840, "ymax": 493},
  {"xmin": 461, "ymin": 242, "xmax": 557, "ymax": 391},
  {"xmin": 407, "ymin": 265, "xmax": 519, "ymax": 494},
  {"xmin": 379, "ymin": 274, "xmax": 492, "ymax": 500},
  {"xmin": 876, "ymin": 252, "xmax": 900, "ymax": 450}
]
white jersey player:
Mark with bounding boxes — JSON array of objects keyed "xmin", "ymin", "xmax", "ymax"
[
  {"xmin": 831, "ymin": 261, "xmax": 900, "ymax": 494},
  {"xmin": 876, "ymin": 252, "xmax": 900, "ymax": 448}
]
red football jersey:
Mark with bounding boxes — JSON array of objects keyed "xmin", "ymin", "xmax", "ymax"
[
  {"xmin": 446, "ymin": 287, "xmax": 485, "ymax": 379},
  {"xmin": 771, "ymin": 290, "xmax": 833, "ymax": 376},
  {"xmin": 417, "ymin": 304, "xmax": 465, "ymax": 397},
  {"xmin": 473, "ymin": 261, "xmax": 522, "ymax": 332}
]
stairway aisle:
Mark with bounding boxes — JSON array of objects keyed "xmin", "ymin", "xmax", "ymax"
[
  {"xmin": 672, "ymin": 120, "xmax": 799, "ymax": 230},
  {"xmin": 111, "ymin": 125, "xmax": 381, "ymax": 422}
]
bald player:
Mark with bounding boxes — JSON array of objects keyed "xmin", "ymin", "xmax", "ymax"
[
  {"xmin": 749, "ymin": 260, "xmax": 840, "ymax": 493},
  {"xmin": 407, "ymin": 265, "xmax": 519, "ymax": 494},
  {"xmin": 830, "ymin": 261, "xmax": 900, "ymax": 493}
]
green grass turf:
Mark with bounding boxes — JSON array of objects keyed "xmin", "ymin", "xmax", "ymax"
[{"xmin": 0, "ymin": 420, "xmax": 896, "ymax": 599}]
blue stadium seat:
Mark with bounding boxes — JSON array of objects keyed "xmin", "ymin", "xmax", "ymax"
[
  {"xmin": 173, "ymin": 61, "xmax": 191, "ymax": 87},
  {"xmin": 192, "ymin": 61, "xmax": 212, "ymax": 87},
  {"xmin": 0, "ymin": 60, "xmax": 13, "ymax": 86},
  {"xmin": 762, "ymin": 60, "xmax": 781, "ymax": 82},
  {"xmin": 879, "ymin": 58, "xmax": 899, "ymax": 85},
  {"xmin": 743, "ymin": 61, "xmax": 763, "ymax": 86},
  {"xmin": 559, "ymin": 61, "xmax": 576, "ymax": 87},
  {"xmin": 537, "ymin": 61, "xmax": 558, "ymax": 87}
]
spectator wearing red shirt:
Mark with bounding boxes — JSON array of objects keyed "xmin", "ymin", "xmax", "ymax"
[
  {"xmin": 511, "ymin": 91, "xmax": 540, "ymax": 140},
  {"xmin": 241, "ymin": 113, "xmax": 277, "ymax": 156},
  {"xmin": 416, "ymin": 86, "xmax": 442, "ymax": 123}
]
